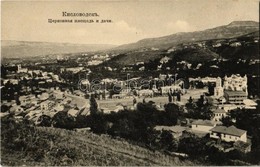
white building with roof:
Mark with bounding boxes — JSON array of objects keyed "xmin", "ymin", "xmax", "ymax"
[
  {"xmin": 68, "ymin": 108, "xmax": 80, "ymax": 117},
  {"xmin": 212, "ymin": 108, "xmax": 227, "ymax": 122},
  {"xmin": 243, "ymin": 99, "xmax": 257, "ymax": 109},
  {"xmin": 210, "ymin": 125, "xmax": 247, "ymax": 142},
  {"xmin": 224, "ymin": 91, "xmax": 247, "ymax": 105},
  {"xmin": 223, "ymin": 74, "xmax": 247, "ymax": 94},
  {"xmin": 40, "ymin": 100, "xmax": 54, "ymax": 111},
  {"xmin": 154, "ymin": 125, "xmax": 187, "ymax": 139},
  {"xmin": 191, "ymin": 119, "xmax": 217, "ymax": 133},
  {"xmin": 214, "ymin": 75, "xmax": 248, "ymax": 105}
]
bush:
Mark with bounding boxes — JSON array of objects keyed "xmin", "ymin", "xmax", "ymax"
[{"xmin": 1, "ymin": 115, "xmax": 53, "ymax": 162}]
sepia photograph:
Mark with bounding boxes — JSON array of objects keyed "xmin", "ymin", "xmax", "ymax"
[{"xmin": 1, "ymin": 0, "xmax": 260, "ymax": 166}]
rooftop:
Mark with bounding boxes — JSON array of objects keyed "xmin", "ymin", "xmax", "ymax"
[
  {"xmin": 213, "ymin": 108, "xmax": 226, "ymax": 114},
  {"xmin": 224, "ymin": 90, "xmax": 247, "ymax": 96},
  {"xmin": 154, "ymin": 125, "xmax": 187, "ymax": 133},
  {"xmin": 210, "ymin": 125, "xmax": 246, "ymax": 137},
  {"xmin": 66, "ymin": 94, "xmax": 90, "ymax": 109},
  {"xmin": 191, "ymin": 119, "xmax": 216, "ymax": 126},
  {"xmin": 243, "ymin": 99, "xmax": 257, "ymax": 106}
]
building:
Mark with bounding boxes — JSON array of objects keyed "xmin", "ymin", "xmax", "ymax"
[
  {"xmin": 52, "ymin": 90, "xmax": 65, "ymax": 100},
  {"xmin": 201, "ymin": 77, "xmax": 218, "ymax": 83},
  {"xmin": 3, "ymin": 79, "xmax": 19, "ymax": 85},
  {"xmin": 9, "ymin": 105, "xmax": 24, "ymax": 115},
  {"xmin": 40, "ymin": 100, "xmax": 54, "ymax": 111},
  {"xmin": 68, "ymin": 108, "xmax": 80, "ymax": 117},
  {"xmin": 87, "ymin": 60, "xmax": 103, "ymax": 66},
  {"xmin": 139, "ymin": 66, "xmax": 145, "ymax": 71},
  {"xmin": 214, "ymin": 77, "xmax": 224, "ymax": 98},
  {"xmin": 222, "ymin": 104, "xmax": 239, "ymax": 112},
  {"xmin": 191, "ymin": 119, "xmax": 216, "ymax": 133},
  {"xmin": 230, "ymin": 42, "xmax": 241, "ymax": 47},
  {"xmin": 243, "ymin": 99, "xmax": 258, "ymax": 109},
  {"xmin": 154, "ymin": 125, "xmax": 187, "ymax": 139},
  {"xmin": 19, "ymin": 95, "xmax": 36, "ymax": 106},
  {"xmin": 210, "ymin": 125, "xmax": 247, "ymax": 143},
  {"xmin": 136, "ymin": 61, "xmax": 144, "ymax": 65},
  {"xmin": 223, "ymin": 74, "xmax": 247, "ymax": 95},
  {"xmin": 224, "ymin": 90, "xmax": 247, "ymax": 105},
  {"xmin": 214, "ymin": 75, "xmax": 248, "ymax": 102},
  {"xmin": 212, "ymin": 108, "xmax": 227, "ymax": 122},
  {"xmin": 60, "ymin": 67, "xmax": 84, "ymax": 74},
  {"xmin": 65, "ymin": 94, "xmax": 90, "ymax": 114},
  {"xmin": 136, "ymin": 89, "xmax": 154, "ymax": 97},
  {"xmin": 160, "ymin": 56, "xmax": 171, "ymax": 64},
  {"xmin": 17, "ymin": 64, "xmax": 28, "ymax": 73}
]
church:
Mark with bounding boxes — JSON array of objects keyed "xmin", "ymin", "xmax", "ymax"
[{"xmin": 214, "ymin": 74, "xmax": 248, "ymax": 104}]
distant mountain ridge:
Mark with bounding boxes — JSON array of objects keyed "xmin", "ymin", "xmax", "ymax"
[
  {"xmin": 1, "ymin": 40, "xmax": 116, "ymax": 58},
  {"xmin": 1, "ymin": 21, "xmax": 259, "ymax": 59},
  {"xmin": 113, "ymin": 21, "xmax": 259, "ymax": 51}
]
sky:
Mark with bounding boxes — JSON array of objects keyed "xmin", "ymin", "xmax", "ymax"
[{"xmin": 1, "ymin": 0, "xmax": 259, "ymax": 45}]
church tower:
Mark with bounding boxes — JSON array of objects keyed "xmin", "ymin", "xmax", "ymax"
[{"xmin": 214, "ymin": 77, "xmax": 224, "ymax": 97}]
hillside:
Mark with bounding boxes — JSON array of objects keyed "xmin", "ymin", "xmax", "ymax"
[
  {"xmin": 96, "ymin": 21, "xmax": 259, "ymax": 67},
  {"xmin": 168, "ymin": 47, "xmax": 219, "ymax": 63},
  {"xmin": 1, "ymin": 120, "xmax": 199, "ymax": 166},
  {"xmin": 100, "ymin": 36, "xmax": 258, "ymax": 67},
  {"xmin": 1, "ymin": 40, "xmax": 116, "ymax": 58},
  {"xmin": 101, "ymin": 50, "xmax": 166, "ymax": 67},
  {"xmin": 113, "ymin": 21, "xmax": 259, "ymax": 51}
]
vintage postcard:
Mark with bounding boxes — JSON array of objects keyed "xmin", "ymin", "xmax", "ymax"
[{"xmin": 1, "ymin": 0, "xmax": 259, "ymax": 166}]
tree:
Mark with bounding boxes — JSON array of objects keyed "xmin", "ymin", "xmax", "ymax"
[
  {"xmin": 90, "ymin": 94, "xmax": 98, "ymax": 115},
  {"xmin": 52, "ymin": 111, "xmax": 76, "ymax": 130},
  {"xmin": 220, "ymin": 116, "xmax": 234, "ymax": 127},
  {"xmin": 208, "ymin": 82, "xmax": 216, "ymax": 95},
  {"xmin": 185, "ymin": 95, "xmax": 213, "ymax": 120},
  {"xmin": 168, "ymin": 93, "xmax": 172, "ymax": 103},
  {"xmin": 178, "ymin": 134, "xmax": 200, "ymax": 157},
  {"xmin": 37, "ymin": 115, "xmax": 52, "ymax": 127},
  {"xmin": 197, "ymin": 81, "xmax": 204, "ymax": 89},
  {"xmin": 1, "ymin": 105, "xmax": 10, "ymax": 113},
  {"xmin": 89, "ymin": 113, "xmax": 109, "ymax": 134},
  {"xmin": 164, "ymin": 103, "xmax": 183, "ymax": 125},
  {"xmin": 185, "ymin": 96, "xmax": 195, "ymax": 111},
  {"xmin": 159, "ymin": 130, "xmax": 178, "ymax": 152}
]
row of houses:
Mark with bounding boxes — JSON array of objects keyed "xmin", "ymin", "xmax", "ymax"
[
  {"xmin": 2, "ymin": 89, "xmax": 91, "ymax": 124},
  {"xmin": 155, "ymin": 119, "xmax": 250, "ymax": 152},
  {"xmin": 156, "ymin": 119, "xmax": 247, "ymax": 143}
]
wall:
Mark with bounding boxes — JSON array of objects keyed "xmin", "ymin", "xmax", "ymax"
[
  {"xmin": 210, "ymin": 132, "xmax": 247, "ymax": 142},
  {"xmin": 191, "ymin": 124, "xmax": 214, "ymax": 133}
]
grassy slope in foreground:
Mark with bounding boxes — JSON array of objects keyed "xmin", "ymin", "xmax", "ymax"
[{"xmin": 1, "ymin": 126, "xmax": 200, "ymax": 166}]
